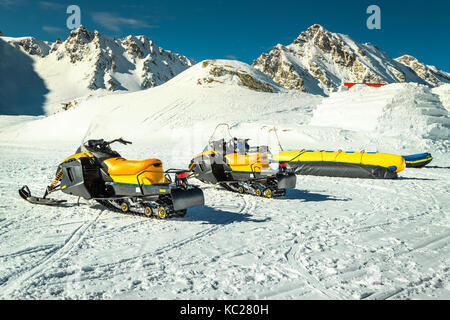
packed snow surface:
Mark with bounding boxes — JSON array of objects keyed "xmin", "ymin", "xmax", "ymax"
[{"xmin": 0, "ymin": 63, "xmax": 449, "ymax": 299}]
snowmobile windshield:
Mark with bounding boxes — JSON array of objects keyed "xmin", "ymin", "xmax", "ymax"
[
  {"xmin": 204, "ymin": 123, "xmax": 234, "ymax": 155},
  {"xmin": 205, "ymin": 123, "xmax": 266, "ymax": 156},
  {"xmin": 80, "ymin": 116, "xmax": 132, "ymax": 159}
]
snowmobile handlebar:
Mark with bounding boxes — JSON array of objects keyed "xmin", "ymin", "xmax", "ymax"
[
  {"xmin": 108, "ymin": 138, "xmax": 132, "ymax": 145},
  {"xmin": 87, "ymin": 138, "xmax": 132, "ymax": 149}
]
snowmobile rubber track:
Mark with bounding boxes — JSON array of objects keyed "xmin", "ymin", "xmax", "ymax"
[
  {"xmin": 219, "ymin": 182, "xmax": 286, "ymax": 198},
  {"xmin": 95, "ymin": 199, "xmax": 187, "ymax": 219}
]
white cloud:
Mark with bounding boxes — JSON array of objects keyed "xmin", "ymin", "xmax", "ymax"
[
  {"xmin": 42, "ymin": 25, "xmax": 65, "ymax": 33},
  {"xmin": 225, "ymin": 55, "xmax": 239, "ymax": 60},
  {"xmin": 91, "ymin": 12, "xmax": 158, "ymax": 32},
  {"xmin": 39, "ymin": 1, "xmax": 65, "ymax": 10},
  {"xmin": 0, "ymin": 0, "xmax": 21, "ymax": 7}
]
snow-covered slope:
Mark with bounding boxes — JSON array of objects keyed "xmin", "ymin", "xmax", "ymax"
[
  {"xmin": 252, "ymin": 24, "xmax": 447, "ymax": 95},
  {"xmin": 0, "ymin": 59, "xmax": 321, "ymax": 149},
  {"xmin": 169, "ymin": 59, "xmax": 287, "ymax": 93},
  {"xmin": 0, "ymin": 60, "xmax": 448, "ymax": 155},
  {"xmin": 0, "ymin": 26, "xmax": 194, "ymax": 115}
]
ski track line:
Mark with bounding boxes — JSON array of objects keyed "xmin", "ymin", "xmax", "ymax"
[
  {"xmin": 91, "ymin": 216, "xmax": 152, "ymax": 241},
  {"xmin": 72, "ymin": 193, "xmax": 251, "ymax": 282},
  {"xmin": 277, "ymin": 179, "xmax": 409, "ymax": 300},
  {"xmin": 66, "ymin": 224, "xmax": 226, "ymax": 286},
  {"xmin": 386, "ymin": 265, "xmax": 450, "ymax": 300},
  {"xmin": 0, "ymin": 244, "xmax": 55, "ymax": 259},
  {"xmin": 148, "ymin": 98, "xmax": 185, "ymax": 123},
  {"xmin": 31, "ymin": 187, "xmax": 247, "ymax": 287},
  {"xmin": 284, "ymin": 247, "xmax": 345, "ymax": 299},
  {"xmin": 394, "ymin": 232, "xmax": 450, "ymax": 257},
  {"xmin": 264, "ymin": 206, "xmax": 348, "ymax": 299},
  {"xmin": 314, "ymin": 174, "xmax": 440, "ymax": 239},
  {"xmin": 0, "ymin": 209, "xmax": 104, "ymax": 298},
  {"xmin": 63, "ymin": 223, "xmax": 226, "ymax": 285},
  {"xmin": 0, "ymin": 221, "xmax": 14, "ymax": 236}
]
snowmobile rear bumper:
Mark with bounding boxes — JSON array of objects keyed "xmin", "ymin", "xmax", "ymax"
[
  {"xmin": 276, "ymin": 172, "xmax": 297, "ymax": 189},
  {"xmin": 171, "ymin": 186, "xmax": 204, "ymax": 211},
  {"xmin": 107, "ymin": 182, "xmax": 204, "ymax": 211}
]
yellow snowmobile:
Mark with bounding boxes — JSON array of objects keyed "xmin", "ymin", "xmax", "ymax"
[
  {"xmin": 19, "ymin": 132, "xmax": 204, "ymax": 219},
  {"xmin": 188, "ymin": 124, "xmax": 296, "ymax": 198}
]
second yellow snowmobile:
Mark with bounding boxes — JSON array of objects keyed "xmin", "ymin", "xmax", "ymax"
[{"xmin": 188, "ymin": 124, "xmax": 296, "ymax": 198}]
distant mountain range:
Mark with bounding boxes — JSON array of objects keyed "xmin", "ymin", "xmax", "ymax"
[
  {"xmin": 1, "ymin": 24, "xmax": 449, "ymax": 115},
  {"xmin": 0, "ymin": 26, "xmax": 194, "ymax": 114}
]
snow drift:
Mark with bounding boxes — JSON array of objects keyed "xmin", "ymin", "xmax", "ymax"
[{"xmin": 310, "ymin": 83, "xmax": 449, "ymax": 152}]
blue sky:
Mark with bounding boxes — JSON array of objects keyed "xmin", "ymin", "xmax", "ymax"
[{"xmin": 1, "ymin": 0, "xmax": 449, "ymax": 70}]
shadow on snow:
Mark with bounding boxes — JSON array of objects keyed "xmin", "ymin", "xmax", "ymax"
[
  {"xmin": 283, "ymin": 188, "xmax": 351, "ymax": 202},
  {"xmin": 183, "ymin": 205, "xmax": 271, "ymax": 225}
]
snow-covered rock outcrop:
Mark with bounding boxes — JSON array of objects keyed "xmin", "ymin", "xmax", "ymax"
[
  {"xmin": 395, "ymin": 55, "xmax": 450, "ymax": 87},
  {"xmin": 169, "ymin": 59, "xmax": 286, "ymax": 93}
]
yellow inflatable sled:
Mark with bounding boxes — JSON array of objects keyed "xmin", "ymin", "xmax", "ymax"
[{"xmin": 273, "ymin": 150, "xmax": 406, "ymax": 179}]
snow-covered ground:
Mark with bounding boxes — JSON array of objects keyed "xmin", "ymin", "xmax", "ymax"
[
  {"xmin": 0, "ymin": 61, "xmax": 449, "ymax": 299},
  {"xmin": 0, "ymin": 142, "xmax": 449, "ymax": 300}
]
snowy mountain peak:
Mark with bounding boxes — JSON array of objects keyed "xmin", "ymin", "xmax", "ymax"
[
  {"xmin": 0, "ymin": 27, "xmax": 195, "ymax": 115},
  {"xmin": 69, "ymin": 25, "xmax": 93, "ymax": 41},
  {"xmin": 293, "ymin": 23, "xmax": 330, "ymax": 44},
  {"xmin": 252, "ymin": 24, "xmax": 447, "ymax": 95}
]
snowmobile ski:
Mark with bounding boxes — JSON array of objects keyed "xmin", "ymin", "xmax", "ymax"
[{"xmin": 18, "ymin": 185, "xmax": 67, "ymax": 206}]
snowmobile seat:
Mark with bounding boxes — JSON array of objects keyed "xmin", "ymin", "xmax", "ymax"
[
  {"xmin": 103, "ymin": 157, "xmax": 169, "ymax": 185},
  {"xmin": 224, "ymin": 153, "xmax": 270, "ymax": 172},
  {"xmin": 225, "ymin": 153, "xmax": 267, "ymax": 166},
  {"xmin": 104, "ymin": 157, "xmax": 162, "ymax": 175}
]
